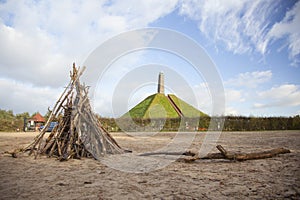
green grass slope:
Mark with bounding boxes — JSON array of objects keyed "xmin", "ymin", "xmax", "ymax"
[
  {"xmin": 168, "ymin": 94, "xmax": 208, "ymax": 118},
  {"xmin": 143, "ymin": 93, "xmax": 179, "ymax": 118},
  {"xmin": 121, "ymin": 93, "xmax": 208, "ymax": 119},
  {"xmin": 122, "ymin": 93, "xmax": 179, "ymax": 119},
  {"xmin": 122, "ymin": 94, "xmax": 156, "ymax": 118}
]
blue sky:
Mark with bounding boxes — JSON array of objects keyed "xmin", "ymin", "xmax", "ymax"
[{"xmin": 0, "ymin": 0, "xmax": 299, "ymax": 117}]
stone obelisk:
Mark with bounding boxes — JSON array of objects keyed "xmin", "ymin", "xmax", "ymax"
[{"xmin": 158, "ymin": 72, "xmax": 164, "ymax": 94}]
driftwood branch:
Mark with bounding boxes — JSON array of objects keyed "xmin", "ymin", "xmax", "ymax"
[
  {"xmin": 183, "ymin": 145, "xmax": 291, "ymax": 162},
  {"xmin": 212, "ymin": 145, "xmax": 291, "ymax": 161},
  {"xmin": 140, "ymin": 145, "xmax": 291, "ymax": 163}
]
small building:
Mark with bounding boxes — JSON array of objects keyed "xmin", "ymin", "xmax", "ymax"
[{"xmin": 25, "ymin": 112, "xmax": 45, "ymax": 131}]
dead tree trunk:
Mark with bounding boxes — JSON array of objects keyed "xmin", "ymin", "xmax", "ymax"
[
  {"xmin": 196, "ymin": 145, "xmax": 291, "ymax": 162},
  {"xmin": 213, "ymin": 145, "xmax": 291, "ymax": 161}
]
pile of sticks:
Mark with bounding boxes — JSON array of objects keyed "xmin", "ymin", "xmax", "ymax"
[{"xmin": 23, "ymin": 63, "xmax": 127, "ymax": 161}]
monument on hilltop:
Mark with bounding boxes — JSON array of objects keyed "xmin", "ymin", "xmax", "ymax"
[{"xmin": 121, "ymin": 72, "xmax": 208, "ymax": 119}]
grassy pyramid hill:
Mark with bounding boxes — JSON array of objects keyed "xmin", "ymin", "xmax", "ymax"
[{"xmin": 121, "ymin": 93, "xmax": 208, "ymax": 119}]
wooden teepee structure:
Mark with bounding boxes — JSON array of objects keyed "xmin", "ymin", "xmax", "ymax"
[{"xmin": 25, "ymin": 63, "xmax": 127, "ymax": 161}]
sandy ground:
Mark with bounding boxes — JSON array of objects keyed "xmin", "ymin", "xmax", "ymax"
[{"xmin": 0, "ymin": 130, "xmax": 299, "ymax": 199}]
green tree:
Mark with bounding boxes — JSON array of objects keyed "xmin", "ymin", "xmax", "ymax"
[
  {"xmin": 16, "ymin": 112, "xmax": 30, "ymax": 119},
  {"xmin": 292, "ymin": 115, "xmax": 300, "ymax": 129}
]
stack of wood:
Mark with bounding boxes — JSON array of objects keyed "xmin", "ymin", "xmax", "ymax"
[{"xmin": 24, "ymin": 63, "xmax": 127, "ymax": 161}]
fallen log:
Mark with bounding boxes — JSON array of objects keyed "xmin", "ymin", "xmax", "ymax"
[
  {"xmin": 199, "ymin": 145, "xmax": 291, "ymax": 162},
  {"xmin": 214, "ymin": 145, "xmax": 291, "ymax": 161},
  {"xmin": 140, "ymin": 145, "xmax": 291, "ymax": 163}
]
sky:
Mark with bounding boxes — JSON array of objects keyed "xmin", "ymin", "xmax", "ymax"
[{"xmin": 0, "ymin": 0, "xmax": 299, "ymax": 117}]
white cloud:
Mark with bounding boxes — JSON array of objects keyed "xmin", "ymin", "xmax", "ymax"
[
  {"xmin": 179, "ymin": 0, "xmax": 300, "ymax": 64},
  {"xmin": 225, "ymin": 106, "xmax": 239, "ymax": 116},
  {"xmin": 226, "ymin": 70, "xmax": 272, "ymax": 88},
  {"xmin": 0, "ymin": 78, "xmax": 61, "ymax": 115},
  {"xmin": 0, "ymin": 0, "xmax": 178, "ymax": 115},
  {"xmin": 0, "ymin": 0, "xmax": 178, "ymax": 86},
  {"xmin": 192, "ymin": 82, "xmax": 212, "ymax": 115},
  {"xmin": 254, "ymin": 84, "xmax": 300, "ymax": 108},
  {"xmin": 0, "ymin": 23, "xmax": 71, "ymax": 87},
  {"xmin": 223, "ymin": 88, "xmax": 245, "ymax": 116},
  {"xmin": 267, "ymin": 1, "xmax": 300, "ymax": 66},
  {"xmin": 225, "ymin": 89, "xmax": 244, "ymax": 103}
]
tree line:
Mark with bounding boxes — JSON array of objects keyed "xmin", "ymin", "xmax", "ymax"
[
  {"xmin": 0, "ymin": 109, "xmax": 299, "ymax": 132},
  {"xmin": 101, "ymin": 115, "xmax": 300, "ymax": 132}
]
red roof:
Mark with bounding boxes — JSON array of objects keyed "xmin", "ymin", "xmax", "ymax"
[{"xmin": 32, "ymin": 112, "xmax": 45, "ymax": 122}]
